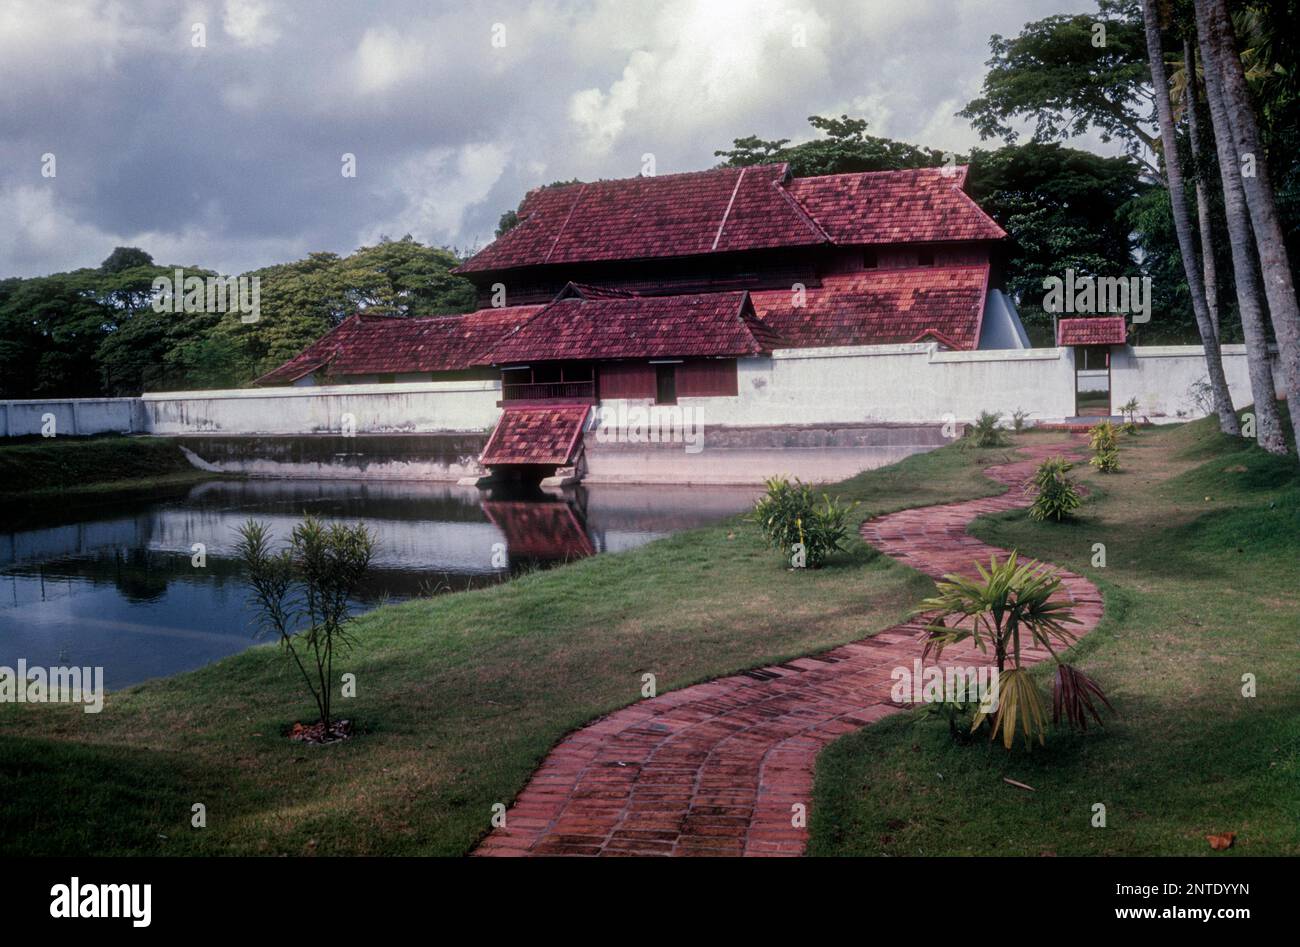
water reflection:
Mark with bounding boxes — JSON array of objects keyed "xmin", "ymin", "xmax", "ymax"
[{"xmin": 0, "ymin": 479, "xmax": 755, "ymax": 689}]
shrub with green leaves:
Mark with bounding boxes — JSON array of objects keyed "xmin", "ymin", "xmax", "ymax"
[
  {"xmin": 913, "ymin": 552, "xmax": 1111, "ymax": 749},
  {"xmin": 236, "ymin": 515, "xmax": 377, "ymax": 738},
  {"xmin": 752, "ymin": 477, "xmax": 856, "ymax": 569},
  {"xmin": 1088, "ymin": 421, "xmax": 1121, "ymax": 473},
  {"xmin": 964, "ymin": 411, "xmax": 1008, "ymax": 448},
  {"xmin": 1120, "ymin": 398, "xmax": 1140, "ymax": 435},
  {"xmin": 1091, "ymin": 448, "xmax": 1121, "ymax": 472},
  {"xmin": 1026, "ymin": 455, "xmax": 1082, "ymax": 522}
]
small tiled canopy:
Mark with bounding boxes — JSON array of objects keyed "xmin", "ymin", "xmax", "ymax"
[{"xmin": 1057, "ymin": 317, "xmax": 1127, "ymax": 346}]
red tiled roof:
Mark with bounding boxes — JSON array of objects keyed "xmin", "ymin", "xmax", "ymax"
[
  {"xmin": 479, "ymin": 288, "xmax": 781, "ymax": 364},
  {"xmin": 456, "ymin": 164, "xmax": 1003, "ymax": 276},
  {"xmin": 784, "ymin": 168, "xmax": 1006, "ymax": 244},
  {"xmin": 253, "ymin": 306, "xmax": 542, "ymax": 385},
  {"xmin": 1057, "ymin": 317, "xmax": 1127, "ymax": 346},
  {"xmin": 457, "ymin": 164, "xmax": 825, "ymax": 274},
  {"xmin": 750, "ymin": 265, "xmax": 991, "ymax": 351},
  {"xmin": 479, "ymin": 404, "xmax": 590, "ymax": 466}
]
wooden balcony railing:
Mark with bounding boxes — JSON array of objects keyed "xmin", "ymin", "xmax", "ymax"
[{"xmin": 501, "ymin": 380, "xmax": 596, "ymax": 402}]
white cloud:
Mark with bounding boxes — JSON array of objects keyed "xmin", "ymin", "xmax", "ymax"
[
  {"xmin": 222, "ymin": 0, "xmax": 278, "ymax": 48},
  {"xmin": 351, "ymin": 27, "xmax": 427, "ymax": 95},
  {"xmin": 566, "ymin": 0, "xmax": 832, "ymax": 155},
  {"xmin": 358, "ymin": 143, "xmax": 510, "ymax": 249}
]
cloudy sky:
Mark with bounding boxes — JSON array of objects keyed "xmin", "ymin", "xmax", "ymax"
[{"xmin": 0, "ymin": 0, "xmax": 1100, "ymax": 278}]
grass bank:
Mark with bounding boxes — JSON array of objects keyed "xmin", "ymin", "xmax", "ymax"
[
  {"xmin": 0, "ymin": 438, "xmax": 1021, "ymax": 856},
  {"xmin": 0, "ymin": 435, "xmax": 215, "ymax": 501},
  {"xmin": 810, "ymin": 414, "xmax": 1300, "ymax": 856}
]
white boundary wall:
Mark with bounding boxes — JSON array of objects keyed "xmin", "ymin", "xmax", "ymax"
[
  {"xmin": 0, "ymin": 397, "xmax": 143, "ymax": 437},
  {"xmin": 0, "ymin": 344, "xmax": 1279, "ymax": 437},
  {"xmin": 602, "ymin": 344, "xmax": 1078, "ymax": 427},
  {"xmin": 140, "ymin": 380, "xmax": 502, "ymax": 435},
  {"xmin": 1111, "ymin": 344, "xmax": 1280, "ymax": 421}
]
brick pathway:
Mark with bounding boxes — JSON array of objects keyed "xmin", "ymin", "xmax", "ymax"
[{"xmin": 473, "ymin": 439, "xmax": 1101, "ymax": 857}]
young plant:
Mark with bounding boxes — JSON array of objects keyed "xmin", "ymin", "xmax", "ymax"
[
  {"xmin": 1120, "ymin": 397, "xmax": 1140, "ymax": 435},
  {"xmin": 1026, "ymin": 455, "xmax": 1082, "ymax": 522},
  {"xmin": 752, "ymin": 477, "xmax": 856, "ymax": 569},
  {"xmin": 964, "ymin": 411, "xmax": 1008, "ymax": 448},
  {"xmin": 1088, "ymin": 421, "xmax": 1121, "ymax": 473},
  {"xmin": 1091, "ymin": 448, "xmax": 1121, "ymax": 472},
  {"xmin": 236, "ymin": 515, "xmax": 377, "ymax": 740},
  {"xmin": 912, "ymin": 552, "xmax": 1111, "ymax": 749}
]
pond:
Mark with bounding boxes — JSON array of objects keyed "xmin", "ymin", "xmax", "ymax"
[{"xmin": 0, "ymin": 479, "xmax": 757, "ymax": 689}]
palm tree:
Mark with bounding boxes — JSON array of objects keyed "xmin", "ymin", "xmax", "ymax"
[
  {"xmin": 1190, "ymin": 30, "xmax": 1288, "ymax": 454},
  {"xmin": 1182, "ymin": 37, "xmax": 1221, "ymax": 342},
  {"xmin": 914, "ymin": 553, "xmax": 1110, "ymax": 749},
  {"xmin": 1140, "ymin": 0, "xmax": 1240, "ymax": 435},
  {"xmin": 1195, "ymin": 0, "xmax": 1300, "ymax": 454}
]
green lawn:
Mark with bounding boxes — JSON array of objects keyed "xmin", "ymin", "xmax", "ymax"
[
  {"xmin": 0, "ymin": 438, "xmax": 1019, "ymax": 856},
  {"xmin": 0, "ymin": 435, "xmax": 216, "ymax": 502},
  {"xmin": 809, "ymin": 413, "xmax": 1300, "ymax": 856}
]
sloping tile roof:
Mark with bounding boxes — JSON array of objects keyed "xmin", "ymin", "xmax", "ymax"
[
  {"xmin": 784, "ymin": 168, "xmax": 1007, "ymax": 244},
  {"xmin": 457, "ymin": 164, "xmax": 825, "ymax": 274},
  {"xmin": 456, "ymin": 164, "xmax": 1002, "ymax": 275},
  {"xmin": 1057, "ymin": 316, "xmax": 1127, "ymax": 346},
  {"xmin": 479, "ymin": 404, "xmax": 591, "ymax": 466},
  {"xmin": 253, "ymin": 306, "xmax": 542, "ymax": 384},
  {"xmin": 479, "ymin": 289, "xmax": 781, "ymax": 364},
  {"xmin": 750, "ymin": 265, "xmax": 990, "ymax": 351}
]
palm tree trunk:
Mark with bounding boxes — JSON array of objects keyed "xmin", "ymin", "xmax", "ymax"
[
  {"xmin": 1196, "ymin": 0, "xmax": 1300, "ymax": 453},
  {"xmin": 1184, "ymin": 37, "xmax": 1220, "ymax": 342},
  {"xmin": 1194, "ymin": 26, "xmax": 1288, "ymax": 453},
  {"xmin": 1141, "ymin": 0, "xmax": 1240, "ymax": 434}
]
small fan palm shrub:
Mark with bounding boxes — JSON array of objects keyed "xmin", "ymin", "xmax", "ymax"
[
  {"xmin": 1088, "ymin": 421, "xmax": 1121, "ymax": 473},
  {"xmin": 752, "ymin": 477, "xmax": 856, "ymax": 568},
  {"xmin": 912, "ymin": 552, "xmax": 1111, "ymax": 749},
  {"xmin": 964, "ymin": 411, "xmax": 1008, "ymax": 448},
  {"xmin": 1026, "ymin": 455, "xmax": 1082, "ymax": 522}
]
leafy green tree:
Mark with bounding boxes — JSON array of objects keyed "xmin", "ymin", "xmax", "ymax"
[
  {"xmin": 960, "ymin": 0, "xmax": 1159, "ymax": 175},
  {"xmin": 967, "ymin": 143, "xmax": 1148, "ymax": 341},
  {"xmin": 715, "ymin": 114, "xmax": 945, "ymax": 176},
  {"xmin": 99, "ymin": 246, "xmax": 155, "ymax": 274},
  {"xmin": 336, "ymin": 237, "xmax": 476, "ymax": 317}
]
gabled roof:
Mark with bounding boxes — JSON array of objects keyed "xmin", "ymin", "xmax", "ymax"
[
  {"xmin": 253, "ymin": 306, "xmax": 541, "ymax": 385},
  {"xmin": 1057, "ymin": 316, "xmax": 1127, "ymax": 346},
  {"xmin": 457, "ymin": 164, "xmax": 825, "ymax": 274},
  {"xmin": 784, "ymin": 168, "xmax": 1007, "ymax": 244},
  {"xmin": 750, "ymin": 265, "xmax": 991, "ymax": 352},
  {"xmin": 455, "ymin": 163, "xmax": 1003, "ymax": 276},
  {"xmin": 479, "ymin": 404, "xmax": 591, "ymax": 466},
  {"xmin": 478, "ymin": 287, "xmax": 782, "ymax": 364}
]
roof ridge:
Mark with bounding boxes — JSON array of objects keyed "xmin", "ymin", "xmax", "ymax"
[
  {"xmin": 711, "ymin": 167, "xmax": 747, "ymax": 251},
  {"xmin": 544, "ymin": 182, "xmax": 587, "ymax": 264},
  {"xmin": 774, "ymin": 176, "xmax": 833, "ymax": 243}
]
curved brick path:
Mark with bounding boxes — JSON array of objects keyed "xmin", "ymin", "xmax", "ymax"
[{"xmin": 473, "ymin": 438, "xmax": 1101, "ymax": 857}]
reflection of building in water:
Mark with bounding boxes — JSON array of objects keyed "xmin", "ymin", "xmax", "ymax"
[{"xmin": 481, "ymin": 498, "xmax": 595, "ymax": 567}]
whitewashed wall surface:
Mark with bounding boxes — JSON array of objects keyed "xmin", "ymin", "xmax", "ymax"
[
  {"xmin": 0, "ymin": 345, "xmax": 1277, "ymax": 438},
  {"xmin": 0, "ymin": 398, "xmax": 143, "ymax": 437},
  {"xmin": 140, "ymin": 381, "xmax": 502, "ymax": 435}
]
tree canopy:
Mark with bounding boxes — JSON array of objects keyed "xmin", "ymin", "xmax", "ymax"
[{"xmin": 0, "ymin": 238, "xmax": 476, "ymax": 398}]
